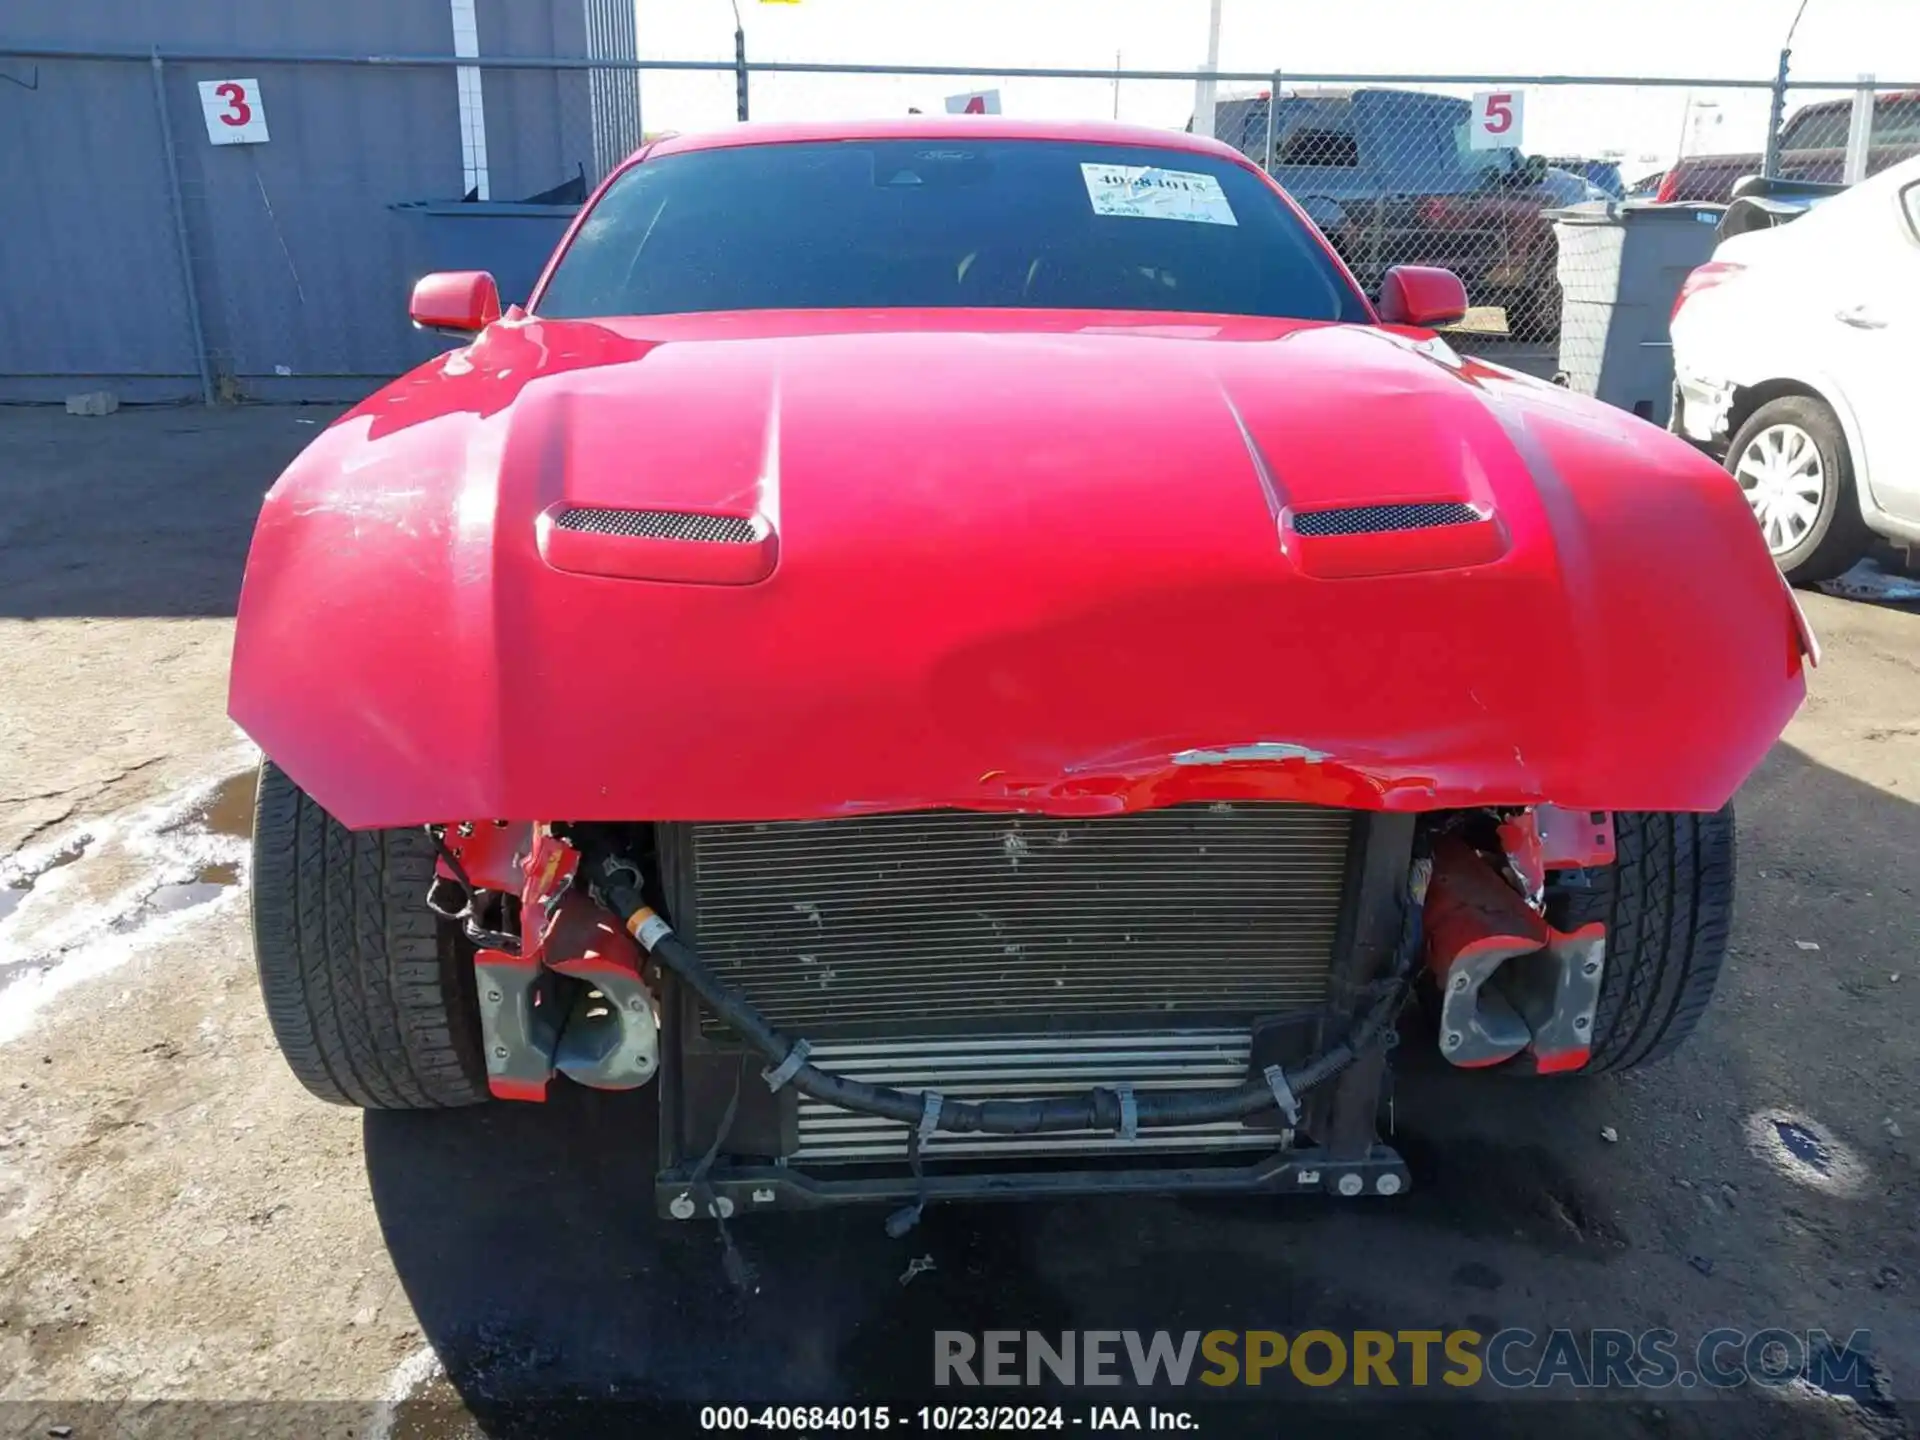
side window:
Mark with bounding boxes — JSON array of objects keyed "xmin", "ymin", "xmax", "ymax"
[
  {"xmin": 1873, "ymin": 96, "xmax": 1920, "ymax": 145},
  {"xmin": 1277, "ymin": 127, "xmax": 1359, "ymax": 168},
  {"xmin": 1450, "ymin": 118, "xmax": 1517, "ymax": 180},
  {"xmin": 1779, "ymin": 103, "xmax": 1846, "ymax": 150},
  {"xmin": 1214, "ymin": 99, "xmax": 1268, "ymax": 160}
]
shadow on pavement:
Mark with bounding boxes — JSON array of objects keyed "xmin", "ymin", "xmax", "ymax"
[
  {"xmin": 366, "ymin": 742, "xmax": 1916, "ymax": 1438},
  {"xmin": 364, "ymin": 1076, "xmax": 1621, "ymax": 1439},
  {"xmin": 0, "ymin": 404, "xmax": 345, "ymax": 618}
]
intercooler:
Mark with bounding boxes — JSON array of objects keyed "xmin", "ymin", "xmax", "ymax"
[
  {"xmin": 666, "ymin": 803, "xmax": 1356, "ymax": 1163},
  {"xmin": 789, "ymin": 1030, "xmax": 1280, "ymax": 1162}
]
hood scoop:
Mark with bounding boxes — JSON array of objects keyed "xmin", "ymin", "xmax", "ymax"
[
  {"xmin": 541, "ymin": 505, "xmax": 777, "ymax": 585},
  {"xmin": 1281, "ymin": 499, "xmax": 1505, "ymax": 579}
]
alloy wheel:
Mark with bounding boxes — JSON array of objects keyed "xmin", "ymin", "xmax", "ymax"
[{"xmin": 1733, "ymin": 423, "xmax": 1825, "ymax": 556}]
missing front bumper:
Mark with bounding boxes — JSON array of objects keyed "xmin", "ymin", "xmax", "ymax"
[{"xmin": 645, "ymin": 809, "xmax": 1415, "ymax": 1214}]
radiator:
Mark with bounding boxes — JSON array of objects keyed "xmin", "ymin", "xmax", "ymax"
[{"xmin": 677, "ymin": 802, "xmax": 1354, "ymax": 1035}]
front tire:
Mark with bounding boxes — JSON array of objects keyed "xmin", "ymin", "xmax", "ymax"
[
  {"xmin": 250, "ymin": 761, "xmax": 489, "ymax": 1108},
  {"xmin": 1546, "ymin": 808, "xmax": 1736, "ymax": 1074},
  {"xmin": 1725, "ymin": 396, "xmax": 1870, "ymax": 585}
]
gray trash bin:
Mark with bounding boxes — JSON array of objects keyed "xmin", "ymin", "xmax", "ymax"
[
  {"xmin": 1550, "ymin": 201, "xmax": 1724, "ymax": 427},
  {"xmin": 391, "ymin": 200, "xmax": 582, "ymax": 310}
]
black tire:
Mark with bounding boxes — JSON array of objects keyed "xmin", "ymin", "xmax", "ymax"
[
  {"xmin": 1501, "ymin": 273, "xmax": 1562, "ymax": 346},
  {"xmin": 1545, "ymin": 808, "xmax": 1735, "ymax": 1074},
  {"xmin": 250, "ymin": 760, "xmax": 489, "ymax": 1108},
  {"xmin": 1724, "ymin": 395, "xmax": 1872, "ymax": 585}
]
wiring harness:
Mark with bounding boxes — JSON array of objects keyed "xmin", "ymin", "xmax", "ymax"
[{"xmin": 582, "ymin": 847, "xmax": 1421, "ymax": 1142}]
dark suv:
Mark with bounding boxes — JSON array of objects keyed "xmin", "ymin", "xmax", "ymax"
[{"xmin": 1209, "ymin": 87, "xmax": 1578, "ymax": 342}]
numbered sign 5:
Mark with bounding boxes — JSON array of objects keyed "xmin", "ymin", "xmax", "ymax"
[
  {"xmin": 197, "ymin": 78, "xmax": 271, "ymax": 145},
  {"xmin": 1468, "ymin": 89, "xmax": 1524, "ymax": 151}
]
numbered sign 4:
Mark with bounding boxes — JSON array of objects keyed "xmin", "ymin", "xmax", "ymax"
[
  {"xmin": 198, "ymin": 79, "xmax": 271, "ymax": 145},
  {"xmin": 943, "ymin": 89, "xmax": 1003, "ymax": 115},
  {"xmin": 1468, "ymin": 89, "xmax": 1524, "ymax": 151}
]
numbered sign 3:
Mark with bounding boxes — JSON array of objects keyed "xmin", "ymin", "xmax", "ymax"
[
  {"xmin": 198, "ymin": 78, "xmax": 271, "ymax": 145},
  {"xmin": 1468, "ymin": 89, "xmax": 1524, "ymax": 151}
]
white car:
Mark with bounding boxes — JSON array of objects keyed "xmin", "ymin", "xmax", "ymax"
[{"xmin": 1670, "ymin": 154, "xmax": 1920, "ymax": 582}]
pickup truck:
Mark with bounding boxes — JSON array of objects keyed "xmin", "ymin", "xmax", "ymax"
[
  {"xmin": 1209, "ymin": 88, "xmax": 1590, "ymax": 342},
  {"xmin": 1656, "ymin": 91, "xmax": 1920, "ymax": 202}
]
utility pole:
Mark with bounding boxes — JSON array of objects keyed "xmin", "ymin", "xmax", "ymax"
[
  {"xmin": 1764, "ymin": 0, "xmax": 1811, "ymax": 177},
  {"xmin": 1194, "ymin": 0, "xmax": 1222, "ymax": 138},
  {"xmin": 1762, "ymin": 49, "xmax": 1790, "ymax": 177},
  {"xmin": 731, "ymin": 0, "xmax": 749, "ymax": 122},
  {"xmin": 1843, "ymin": 73, "xmax": 1875, "ymax": 185},
  {"xmin": 1112, "ymin": 49, "xmax": 1121, "ymax": 120}
]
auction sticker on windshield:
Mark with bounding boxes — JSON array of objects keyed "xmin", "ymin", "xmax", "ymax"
[{"xmin": 1081, "ymin": 165, "xmax": 1238, "ymax": 225}]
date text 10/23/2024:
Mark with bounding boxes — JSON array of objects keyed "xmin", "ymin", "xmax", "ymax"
[{"xmin": 700, "ymin": 1408, "xmax": 1189, "ymax": 1432}]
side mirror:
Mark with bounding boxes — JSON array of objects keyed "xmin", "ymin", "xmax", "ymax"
[
  {"xmin": 409, "ymin": 271, "xmax": 502, "ymax": 335},
  {"xmin": 1377, "ymin": 265, "xmax": 1469, "ymax": 328}
]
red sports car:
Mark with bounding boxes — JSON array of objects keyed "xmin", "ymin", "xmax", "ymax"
[{"xmin": 231, "ymin": 118, "xmax": 1813, "ymax": 1223}]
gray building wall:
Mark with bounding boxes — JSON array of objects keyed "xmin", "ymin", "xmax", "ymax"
[
  {"xmin": 1, "ymin": 57, "xmax": 204, "ymax": 397},
  {"xmin": 0, "ymin": 0, "xmax": 639, "ymax": 402}
]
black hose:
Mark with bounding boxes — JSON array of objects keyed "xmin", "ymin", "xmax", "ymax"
[{"xmin": 591, "ymin": 859, "xmax": 1415, "ymax": 1137}]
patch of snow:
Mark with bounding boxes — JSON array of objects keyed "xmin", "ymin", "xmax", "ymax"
[{"xmin": 0, "ymin": 747, "xmax": 257, "ymax": 1046}]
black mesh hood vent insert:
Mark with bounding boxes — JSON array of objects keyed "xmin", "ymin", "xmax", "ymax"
[
  {"xmin": 1292, "ymin": 502, "xmax": 1480, "ymax": 537},
  {"xmin": 555, "ymin": 508, "xmax": 759, "ymax": 543}
]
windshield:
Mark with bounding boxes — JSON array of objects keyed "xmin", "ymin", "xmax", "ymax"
[{"xmin": 535, "ymin": 138, "xmax": 1369, "ymax": 324}]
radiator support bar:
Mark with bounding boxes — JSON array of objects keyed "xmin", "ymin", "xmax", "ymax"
[{"xmin": 657, "ymin": 1144, "xmax": 1411, "ymax": 1217}]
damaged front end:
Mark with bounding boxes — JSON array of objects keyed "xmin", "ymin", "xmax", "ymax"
[{"xmin": 429, "ymin": 800, "xmax": 1616, "ymax": 1222}]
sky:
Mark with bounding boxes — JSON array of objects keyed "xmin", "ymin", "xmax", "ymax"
[{"xmin": 632, "ymin": 0, "xmax": 1919, "ymax": 170}]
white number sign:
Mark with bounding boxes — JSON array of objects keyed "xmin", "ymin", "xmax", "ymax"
[
  {"xmin": 197, "ymin": 78, "xmax": 270, "ymax": 145},
  {"xmin": 1468, "ymin": 89, "xmax": 1524, "ymax": 150},
  {"xmin": 943, "ymin": 89, "xmax": 1002, "ymax": 115}
]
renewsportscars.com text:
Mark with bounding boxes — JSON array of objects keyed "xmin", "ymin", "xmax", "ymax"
[{"xmin": 934, "ymin": 1328, "xmax": 1876, "ymax": 1392}]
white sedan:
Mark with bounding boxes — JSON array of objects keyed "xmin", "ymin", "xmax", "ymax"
[{"xmin": 1670, "ymin": 154, "xmax": 1920, "ymax": 582}]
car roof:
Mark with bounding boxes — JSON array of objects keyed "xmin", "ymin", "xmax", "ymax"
[
  {"xmin": 1217, "ymin": 86, "xmax": 1456, "ymax": 104},
  {"xmin": 642, "ymin": 116, "xmax": 1252, "ymax": 165},
  {"xmin": 1790, "ymin": 89, "xmax": 1920, "ymax": 117}
]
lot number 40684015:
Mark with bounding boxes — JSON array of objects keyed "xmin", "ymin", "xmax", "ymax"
[{"xmin": 1468, "ymin": 89, "xmax": 1525, "ymax": 151}]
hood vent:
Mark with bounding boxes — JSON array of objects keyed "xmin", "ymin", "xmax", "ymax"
[
  {"xmin": 555, "ymin": 507, "xmax": 759, "ymax": 544},
  {"xmin": 1292, "ymin": 502, "xmax": 1480, "ymax": 537}
]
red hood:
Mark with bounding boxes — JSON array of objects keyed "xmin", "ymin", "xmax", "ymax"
[{"xmin": 231, "ymin": 309, "xmax": 1807, "ymax": 826}]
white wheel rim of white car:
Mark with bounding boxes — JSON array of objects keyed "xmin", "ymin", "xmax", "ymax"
[{"xmin": 1734, "ymin": 423, "xmax": 1825, "ymax": 556}]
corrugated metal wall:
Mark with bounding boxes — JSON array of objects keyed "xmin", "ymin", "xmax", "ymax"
[
  {"xmin": 0, "ymin": 0, "xmax": 637, "ymax": 403},
  {"xmin": 584, "ymin": 0, "xmax": 645, "ymax": 182},
  {"xmin": 0, "ymin": 57, "xmax": 203, "ymax": 398},
  {"xmin": 166, "ymin": 56, "xmax": 464, "ymax": 399}
]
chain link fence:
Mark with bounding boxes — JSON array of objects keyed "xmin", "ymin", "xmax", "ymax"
[
  {"xmin": 738, "ymin": 67, "xmax": 1793, "ymax": 351},
  {"xmin": 0, "ymin": 55, "xmax": 207, "ymax": 403},
  {"xmin": 166, "ymin": 57, "xmax": 649, "ymax": 400},
  {"xmin": 1, "ymin": 43, "xmax": 1912, "ymax": 403},
  {"xmin": 1748, "ymin": 81, "xmax": 1920, "ymax": 188},
  {"xmin": 1206, "ymin": 82, "xmax": 1769, "ymax": 348}
]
